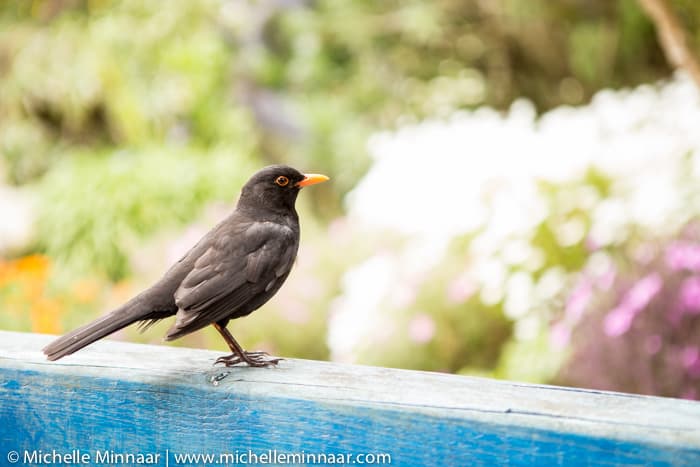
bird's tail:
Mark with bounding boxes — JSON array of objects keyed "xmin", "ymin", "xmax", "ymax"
[{"xmin": 43, "ymin": 297, "xmax": 151, "ymax": 361}]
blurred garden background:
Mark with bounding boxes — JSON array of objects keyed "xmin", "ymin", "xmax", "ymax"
[{"xmin": 2, "ymin": 0, "xmax": 700, "ymax": 400}]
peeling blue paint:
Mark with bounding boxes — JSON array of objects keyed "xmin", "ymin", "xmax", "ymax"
[{"xmin": 1, "ymin": 367, "xmax": 699, "ymax": 466}]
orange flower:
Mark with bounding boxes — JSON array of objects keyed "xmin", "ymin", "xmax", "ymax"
[
  {"xmin": 30, "ymin": 297, "xmax": 62, "ymax": 335},
  {"xmin": 0, "ymin": 254, "xmax": 50, "ymax": 292},
  {"xmin": 16, "ymin": 255, "xmax": 50, "ymax": 278},
  {"xmin": 0, "ymin": 258, "xmax": 18, "ymax": 287}
]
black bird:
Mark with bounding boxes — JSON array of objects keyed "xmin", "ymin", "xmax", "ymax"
[{"xmin": 43, "ymin": 165, "xmax": 329, "ymax": 367}]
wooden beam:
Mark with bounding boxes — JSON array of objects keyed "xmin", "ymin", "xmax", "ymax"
[{"xmin": 1, "ymin": 331, "xmax": 699, "ymax": 465}]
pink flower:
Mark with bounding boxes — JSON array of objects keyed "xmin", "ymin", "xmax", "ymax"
[
  {"xmin": 585, "ymin": 235, "xmax": 601, "ymax": 252},
  {"xmin": 623, "ymin": 273, "xmax": 662, "ymax": 311},
  {"xmin": 550, "ymin": 322, "xmax": 571, "ymax": 349},
  {"xmin": 603, "ymin": 308, "xmax": 634, "ymax": 337},
  {"xmin": 666, "ymin": 241, "xmax": 700, "ymax": 272},
  {"xmin": 596, "ymin": 267, "xmax": 616, "ymax": 291},
  {"xmin": 603, "ymin": 273, "xmax": 662, "ymax": 337},
  {"xmin": 408, "ymin": 313, "xmax": 436, "ymax": 344},
  {"xmin": 565, "ymin": 280, "xmax": 592, "ymax": 321},
  {"xmin": 682, "ymin": 346, "xmax": 699, "ymax": 367},
  {"xmin": 681, "ymin": 346, "xmax": 700, "ymax": 377},
  {"xmin": 679, "ymin": 276, "xmax": 700, "ymax": 314}
]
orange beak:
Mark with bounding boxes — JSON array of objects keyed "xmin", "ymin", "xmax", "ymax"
[{"xmin": 296, "ymin": 173, "xmax": 330, "ymax": 187}]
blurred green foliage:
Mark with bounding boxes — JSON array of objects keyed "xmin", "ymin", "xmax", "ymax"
[
  {"xmin": 36, "ymin": 148, "xmax": 254, "ymax": 280},
  {"xmin": 1, "ymin": 0, "xmax": 692, "ymax": 272},
  {"xmin": 1, "ymin": 0, "xmax": 700, "ymax": 386},
  {"xmin": 3, "ymin": 0, "xmax": 697, "ymax": 187}
]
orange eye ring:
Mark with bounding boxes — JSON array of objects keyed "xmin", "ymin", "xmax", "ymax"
[{"xmin": 275, "ymin": 176, "xmax": 290, "ymax": 187}]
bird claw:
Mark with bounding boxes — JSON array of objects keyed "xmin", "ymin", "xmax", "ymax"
[{"xmin": 215, "ymin": 351, "xmax": 282, "ymax": 368}]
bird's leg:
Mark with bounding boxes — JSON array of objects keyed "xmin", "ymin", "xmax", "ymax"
[{"xmin": 212, "ymin": 323, "xmax": 282, "ymax": 367}]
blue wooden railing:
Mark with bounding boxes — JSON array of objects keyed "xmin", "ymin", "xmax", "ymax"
[{"xmin": 1, "ymin": 330, "xmax": 699, "ymax": 466}]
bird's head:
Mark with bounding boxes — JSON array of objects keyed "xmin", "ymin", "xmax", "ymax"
[{"xmin": 238, "ymin": 165, "xmax": 329, "ymax": 216}]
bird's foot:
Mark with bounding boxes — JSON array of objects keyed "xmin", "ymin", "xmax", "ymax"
[{"xmin": 215, "ymin": 351, "xmax": 282, "ymax": 368}]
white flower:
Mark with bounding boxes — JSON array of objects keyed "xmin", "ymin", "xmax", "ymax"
[{"xmin": 329, "ymin": 73, "xmax": 700, "ymax": 361}]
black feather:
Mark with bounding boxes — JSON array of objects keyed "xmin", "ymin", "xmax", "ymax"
[{"xmin": 42, "ymin": 165, "xmax": 314, "ymax": 361}]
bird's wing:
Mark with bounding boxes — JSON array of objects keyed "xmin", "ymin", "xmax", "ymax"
[{"xmin": 166, "ymin": 221, "xmax": 297, "ymax": 337}]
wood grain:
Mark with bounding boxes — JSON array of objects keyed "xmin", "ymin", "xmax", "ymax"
[{"xmin": 1, "ymin": 330, "xmax": 699, "ymax": 466}]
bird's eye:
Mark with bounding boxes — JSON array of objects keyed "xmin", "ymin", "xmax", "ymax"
[{"xmin": 275, "ymin": 176, "xmax": 290, "ymax": 187}]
